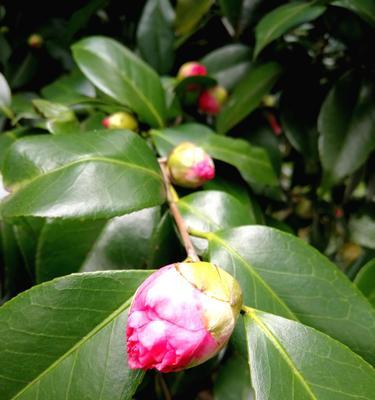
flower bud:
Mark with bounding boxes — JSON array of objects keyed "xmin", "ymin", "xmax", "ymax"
[
  {"xmin": 101, "ymin": 112, "xmax": 138, "ymax": 131},
  {"xmin": 27, "ymin": 33, "xmax": 43, "ymax": 49},
  {"xmin": 177, "ymin": 62, "xmax": 207, "ymax": 80},
  {"xmin": 198, "ymin": 86, "xmax": 228, "ymax": 115},
  {"xmin": 126, "ymin": 261, "xmax": 243, "ymax": 372},
  {"xmin": 167, "ymin": 142, "xmax": 215, "ymax": 188}
]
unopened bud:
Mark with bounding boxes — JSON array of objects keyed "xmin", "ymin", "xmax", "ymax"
[
  {"xmin": 28, "ymin": 33, "xmax": 43, "ymax": 48},
  {"xmin": 198, "ymin": 86, "xmax": 228, "ymax": 115},
  {"xmin": 177, "ymin": 62, "xmax": 207, "ymax": 80},
  {"xmin": 126, "ymin": 261, "xmax": 243, "ymax": 372},
  {"xmin": 102, "ymin": 112, "xmax": 138, "ymax": 131},
  {"xmin": 167, "ymin": 142, "xmax": 215, "ymax": 188}
]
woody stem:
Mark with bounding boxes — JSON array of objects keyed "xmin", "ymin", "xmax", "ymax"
[{"xmin": 159, "ymin": 158, "xmax": 200, "ymax": 262}]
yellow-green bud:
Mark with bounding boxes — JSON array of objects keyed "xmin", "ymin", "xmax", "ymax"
[{"xmin": 102, "ymin": 112, "xmax": 138, "ymax": 131}]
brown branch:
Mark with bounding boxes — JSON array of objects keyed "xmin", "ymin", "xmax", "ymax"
[{"xmin": 159, "ymin": 159, "xmax": 200, "ymax": 262}]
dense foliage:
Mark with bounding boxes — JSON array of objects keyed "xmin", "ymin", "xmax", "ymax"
[{"xmin": 0, "ymin": 1, "xmax": 374, "ymax": 399}]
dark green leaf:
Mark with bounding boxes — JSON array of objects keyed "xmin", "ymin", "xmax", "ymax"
[
  {"xmin": 36, "ymin": 207, "xmax": 160, "ymax": 283},
  {"xmin": 354, "ymin": 258, "xmax": 375, "ymax": 306},
  {"xmin": 202, "ymin": 225, "xmax": 375, "ymax": 364},
  {"xmin": 1, "ymin": 130, "xmax": 165, "ymax": 219},
  {"xmin": 82, "ymin": 207, "xmax": 161, "ymax": 272},
  {"xmin": 333, "ymin": 0, "xmax": 375, "ymax": 27},
  {"xmin": 0, "ymin": 132, "xmax": 16, "ymax": 170},
  {"xmin": 137, "ymin": 0, "xmax": 175, "ymax": 74},
  {"xmin": 214, "ymin": 353, "xmax": 253, "ymax": 400},
  {"xmin": 178, "ymin": 190, "xmax": 255, "ymax": 253},
  {"xmin": 13, "ymin": 218, "xmax": 44, "ymax": 279},
  {"xmin": 200, "ymin": 44, "xmax": 252, "ymax": 90},
  {"xmin": 32, "ymin": 99, "xmax": 80, "ymax": 135},
  {"xmin": 280, "ymin": 81, "xmax": 321, "ymax": 161},
  {"xmin": 318, "ymin": 71, "xmax": 375, "ymax": 185},
  {"xmin": 72, "ymin": 36, "xmax": 166, "ymax": 127},
  {"xmin": 175, "ymin": 0, "xmax": 213, "ymax": 36},
  {"xmin": 204, "ymin": 175, "xmax": 250, "ymax": 207},
  {"xmin": 219, "ymin": 0, "xmax": 260, "ymax": 37},
  {"xmin": 243, "ymin": 308, "xmax": 375, "ymax": 399},
  {"xmin": 217, "ymin": 63, "xmax": 282, "ymax": 134},
  {"xmin": 349, "ymin": 213, "xmax": 375, "ymax": 249},
  {"xmin": 254, "ymin": 2, "xmax": 326, "ymax": 58},
  {"xmin": 151, "ymin": 123, "xmax": 278, "ymax": 190},
  {"xmin": 41, "ymin": 69, "xmax": 95, "ymax": 105},
  {"xmin": 36, "ymin": 219, "xmax": 106, "ymax": 283},
  {"xmin": 175, "ymin": 75, "xmax": 216, "ymax": 97},
  {"xmin": 0, "ymin": 270, "xmax": 151, "ymax": 399},
  {"xmin": 9, "ymin": 53, "xmax": 37, "ymax": 89},
  {"xmin": 147, "ymin": 210, "xmax": 183, "ymax": 268},
  {"xmin": 0, "ymin": 221, "xmax": 31, "ymax": 300}
]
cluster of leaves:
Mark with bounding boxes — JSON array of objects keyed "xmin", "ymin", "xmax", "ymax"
[{"xmin": 0, "ymin": 1, "xmax": 374, "ymax": 399}]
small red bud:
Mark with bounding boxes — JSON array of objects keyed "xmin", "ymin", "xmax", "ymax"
[
  {"xmin": 177, "ymin": 62, "xmax": 207, "ymax": 80},
  {"xmin": 265, "ymin": 112, "xmax": 282, "ymax": 136},
  {"xmin": 167, "ymin": 142, "xmax": 215, "ymax": 188},
  {"xmin": 198, "ymin": 86, "xmax": 228, "ymax": 115},
  {"xmin": 335, "ymin": 207, "xmax": 344, "ymax": 218}
]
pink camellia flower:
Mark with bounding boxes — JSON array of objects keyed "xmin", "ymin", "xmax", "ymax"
[
  {"xmin": 167, "ymin": 142, "xmax": 215, "ymax": 188},
  {"xmin": 198, "ymin": 86, "xmax": 228, "ymax": 115},
  {"xmin": 126, "ymin": 262, "xmax": 242, "ymax": 372},
  {"xmin": 177, "ymin": 61, "xmax": 207, "ymax": 80}
]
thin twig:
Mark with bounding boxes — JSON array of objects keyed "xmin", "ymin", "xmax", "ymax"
[
  {"xmin": 157, "ymin": 372, "xmax": 172, "ymax": 400},
  {"xmin": 159, "ymin": 158, "xmax": 200, "ymax": 262}
]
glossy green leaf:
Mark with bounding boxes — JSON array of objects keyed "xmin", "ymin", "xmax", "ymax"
[
  {"xmin": 41, "ymin": 69, "xmax": 95, "ymax": 105},
  {"xmin": 254, "ymin": 2, "xmax": 326, "ymax": 58},
  {"xmin": 0, "ymin": 270, "xmax": 151, "ymax": 400},
  {"xmin": 204, "ymin": 175, "xmax": 251, "ymax": 207},
  {"xmin": 151, "ymin": 123, "xmax": 278, "ymax": 189},
  {"xmin": 1, "ymin": 130, "xmax": 165, "ymax": 219},
  {"xmin": 213, "ymin": 353, "xmax": 253, "ymax": 400},
  {"xmin": 0, "ymin": 132, "xmax": 16, "ymax": 170},
  {"xmin": 175, "ymin": 0, "xmax": 213, "ymax": 36},
  {"xmin": 72, "ymin": 36, "xmax": 166, "ymax": 128},
  {"xmin": 13, "ymin": 218, "xmax": 44, "ymax": 278},
  {"xmin": 349, "ymin": 213, "xmax": 375, "ymax": 249},
  {"xmin": 0, "ymin": 221, "xmax": 31, "ymax": 300},
  {"xmin": 0, "ymin": 72, "xmax": 11, "ymax": 109},
  {"xmin": 137, "ymin": 0, "xmax": 175, "ymax": 74},
  {"xmin": 200, "ymin": 225, "xmax": 375, "ymax": 364},
  {"xmin": 37, "ymin": 207, "xmax": 161, "ymax": 282},
  {"xmin": 32, "ymin": 99, "xmax": 80, "ymax": 135},
  {"xmin": 36, "ymin": 219, "xmax": 106, "ymax": 282},
  {"xmin": 216, "ymin": 63, "xmax": 282, "ymax": 134},
  {"xmin": 147, "ymin": 210, "xmax": 183, "ymax": 268},
  {"xmin": 178, "ymin": 190, "xmax": 255, "ymax": 254},
  {"xmin": 200, "ymin": 44, "xmax": 251, "ymax": 90},
  {"xmin": 354, "ymin": 259, "xmax": 375, "ymax": 306},
  {"xmin": 82, "ymin": 207, "xmax": 160, "ymax": 271},
  {"xmin": 243, "ymin": 308, "xmax": 375, "ymax": 400},
  {"xmin": 219, "ymin": 0, "xmax": 260, "ymax": 37},
  {"xmin": 0, "ymin": 72, "xmax": 12, "ymax": 119},
  {"xmin": 333, "ymin": 0, "xmax": 375, "ymax": 27},
  {"xmin": 318, "ymin": 71, "xmax": 375, "ymax": 185}
]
